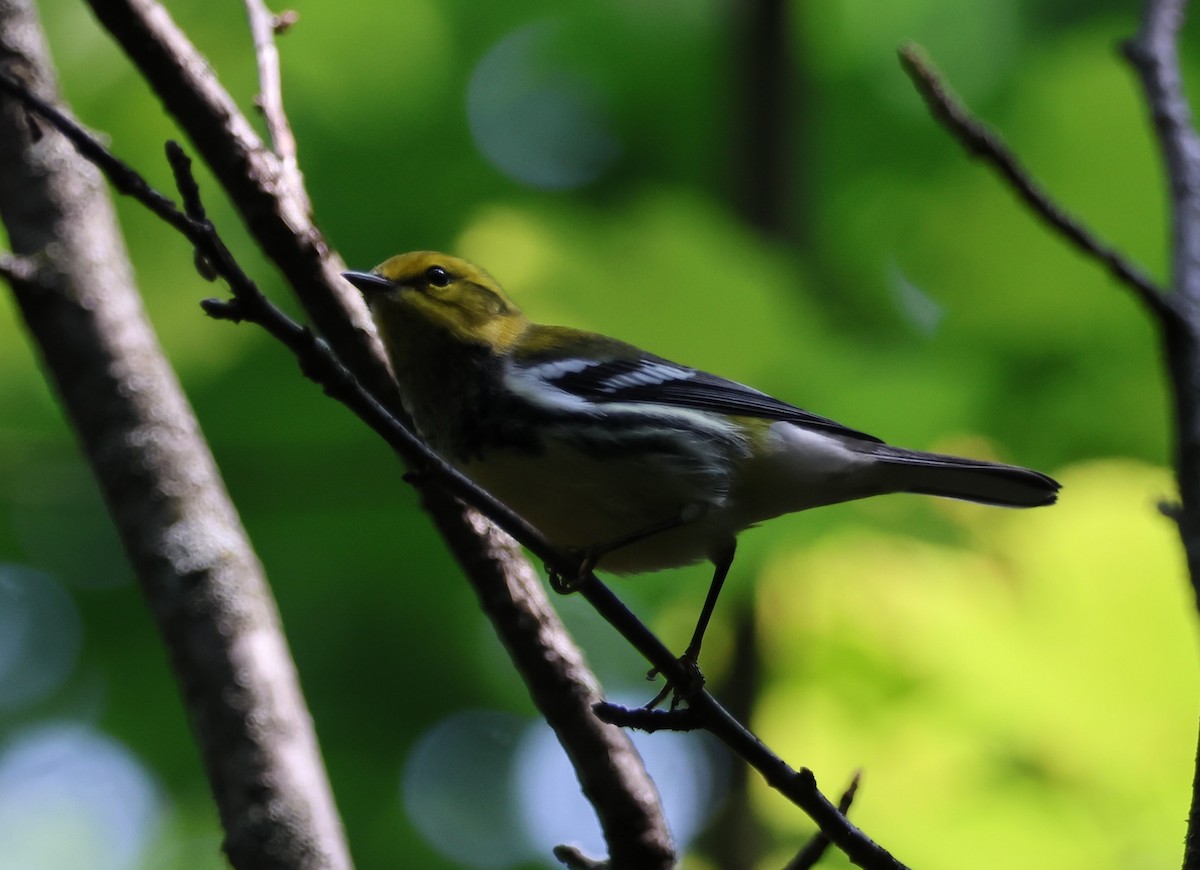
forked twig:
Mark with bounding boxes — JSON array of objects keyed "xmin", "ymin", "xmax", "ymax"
[{"xmin": 786, "ymin": 772, "xmax": 863, "ymax": 870}]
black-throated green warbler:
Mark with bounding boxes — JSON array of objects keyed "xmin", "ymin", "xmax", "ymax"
[{"xmin": 344, "ymin": 252, "xmax": 1059, "ymax": 667}]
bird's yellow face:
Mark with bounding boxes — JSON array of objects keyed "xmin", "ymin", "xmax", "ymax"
[{"xmin": 362, "ymin": 252, "xmax": 528, "ymax": 352}]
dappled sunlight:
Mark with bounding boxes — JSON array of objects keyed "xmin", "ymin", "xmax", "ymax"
[{"xmin": 753, "ymin": 460, "xmax": 1193, "ymax": 869}]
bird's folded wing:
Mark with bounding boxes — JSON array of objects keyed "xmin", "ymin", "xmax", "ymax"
[{"xmin": 535, "ymin": 355, "xmax": 884, "ymax": 443}]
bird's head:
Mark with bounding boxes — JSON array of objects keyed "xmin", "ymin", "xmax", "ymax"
[{"xmin": 344, "ymin": 252, "xmax": 527, "ymax": 352}]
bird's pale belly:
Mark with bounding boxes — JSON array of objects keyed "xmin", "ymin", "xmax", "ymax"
[{"xmin": 457, "ymin": 439, "xmax": 739, "ymax": 574}]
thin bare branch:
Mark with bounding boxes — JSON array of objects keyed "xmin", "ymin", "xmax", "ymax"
[
  {"xmin": 84, "ymin": 0, "xmax": 383, "ymax": 393},
  {"xmin": 243, "ymin": 0, "xmax": 307, "ymax": 213},
  {"xmin": 899, "ymin": 43, "xmax": 1175, "ymax": 323},
  {"xmin": 553, "ymin": 845, "xmax": 609, "ymax": 870},
  {"xmin": 1123, "ymin": 0, "xmax": 1200, "ymax": 308},
  {"xmin": 74, "ymin": 2, "xmax": 678, "ymax": 862}
]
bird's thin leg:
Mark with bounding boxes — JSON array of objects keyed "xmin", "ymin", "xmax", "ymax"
[
  {"xmin": 645, "ymin": 540, "xmax": 736, "ymax": 709},
  {"xmin": 683, "ymin": 540, "xmax": 736, "ymax": 664}
]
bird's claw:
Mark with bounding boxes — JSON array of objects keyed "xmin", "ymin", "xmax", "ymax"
[
  {"xmin": 644, "ymin": 653, "xmax": 705, "ymax": 710},
  {"xmin": 547, "ymin": 547, "xmax": 600, "ymax": 594}
]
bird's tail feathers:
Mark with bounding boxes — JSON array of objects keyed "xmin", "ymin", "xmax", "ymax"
[{"xmin": 869, "ymin": 445, "xmax": 1059, "ymax": 508}]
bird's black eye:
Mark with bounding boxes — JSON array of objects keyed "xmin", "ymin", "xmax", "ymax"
[{"xmin": 425, "ymin": 266, "xmax": 452, "ymax": 288}]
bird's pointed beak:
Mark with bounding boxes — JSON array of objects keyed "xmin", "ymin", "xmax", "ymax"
[{"xmin": 342, "ymin": 270, "xmax": 394, "ymax": 296}]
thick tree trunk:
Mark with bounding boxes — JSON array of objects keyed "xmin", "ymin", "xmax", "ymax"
[{"xmin": 0, "ymin": 1, "xmax": 351, "ymax": 867}]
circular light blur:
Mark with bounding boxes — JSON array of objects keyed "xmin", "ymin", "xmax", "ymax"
[
  {"xmin": 0, "ymin": 723, "xmax": 163, "ymax": 870},
  {"xmin": 467, "ymin": 21, "xmax": 620, "ymax": 190},
  {"xmin": 401, "ymin": 710, "xmax": 532, "ymax": 868},
  {"xmin": 0, "ymin": 565, "xmax": 82, "ymax": 711},
  {"xmin": 403, "ymin": 706, "xmax": 724, "ymax": 866},
  {"xmin": 513, "ymin": 707, "xmax": 722, "ymax": 859}
]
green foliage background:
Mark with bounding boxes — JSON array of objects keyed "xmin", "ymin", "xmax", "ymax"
[{"xmin": 0, "ymin": 0, "xmax": 1196, "ymax": 868}]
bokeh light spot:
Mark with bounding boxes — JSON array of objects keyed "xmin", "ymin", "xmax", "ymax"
[
  {"xmin": 468, "ymin": 21, "xmax": 620, "ymax": 190},
  {"xmin": 401, "ymin": 710, "xmax": 532, "ymax": 869},
  {"xmin": 513, "ymin": 705, "xmax": 723, "ymax": 860},
  {"xmin": 0, "ymin": 565, "xmax": 81, "ymax": 711},
  {"xmin": 402, "ymin": 706, "xmax": 724, "ymax": 867},
  {"xmin": 0, "ymin": 723, "xmax": 163, "ymax": 870}
]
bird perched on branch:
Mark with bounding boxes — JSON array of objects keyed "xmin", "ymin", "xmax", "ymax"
[{"xmin": 344, "ymin": 252, "xmax": 1059, "ymax": 681}]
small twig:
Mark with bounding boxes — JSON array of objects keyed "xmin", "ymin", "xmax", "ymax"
[
  {"xmin": 592, "ymin": 703, "xmax": 702, "ymax": 733},
  {"xmin": 785, "ymin": 771, "xmax": 863, "ymax": 870},
  {"xmin": 553, "ymin": 845, "xmax": 609, "ymax": 870},
  {"xmin": 899, "ymin": 43, "xmax": 1175, "ymax": 323},
  {"xmin": 200, "ymin": 297, "xmax": 244, "ymax": 321},
  {"xmin": 0, "ymin": 250, "xmax": 40, "ymax": 284},
  {"xmin": 164, "ymin": 141, "xmax": 222, "ymax": 280},
  {"xmin": 242, "ymin": 0, "xmax": 308, "ymax": 212},
  {"xmin": 272, "ymin": 9, "xmax": 299, "ymax": 34},
  {"xmin": 166, "ymin": 141, "xmax": 207, "ymax": 221}
]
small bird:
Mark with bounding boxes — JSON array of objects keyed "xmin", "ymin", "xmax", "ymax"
[{"xmin": 344, "ymin": 252, "xmax": 1059, "ymax": 673}]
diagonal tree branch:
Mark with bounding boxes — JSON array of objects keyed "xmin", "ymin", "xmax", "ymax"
[
  {"xmin": 899, "ymin": 43, "xmax": 1175, "ymax": 323},
  {"xmin": 31, "ymin": 1, "xmax": 677, "ymax": 863},
  {"xmin": 0, "ymin": 1, "xmax": 349, "ymax": 867},
  {"xmin": 84, "ymin": 0, "xmax": 381, "ymax": 391},
  {"xmin": 0, "ymin": 68, "xmax": 907, "ymax": 864}
]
